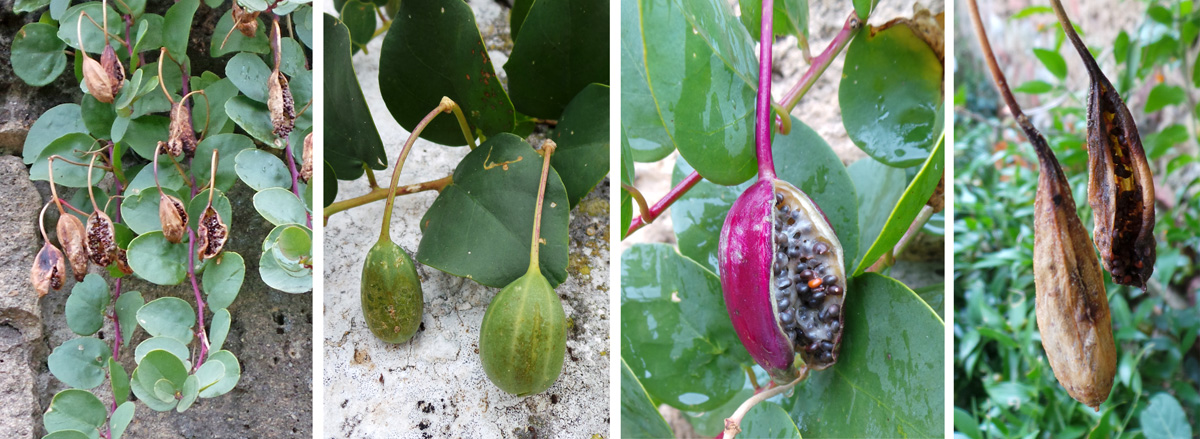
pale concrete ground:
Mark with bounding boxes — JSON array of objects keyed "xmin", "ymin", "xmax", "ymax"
[{"xmin": 322, "ymin": 1, "xmax": 611, "ymax": 438}]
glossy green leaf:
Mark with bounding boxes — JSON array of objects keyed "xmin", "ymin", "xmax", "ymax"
[
  {"xmin": 853, "ymin": 0, "xmax": 878, "ymax": 20},
  {"xmin": 114, "ymin": 290, "xmax": 142, "ymax": 351},
  {"xmin": 620, "ymin": 359, "xmax": 675, "ymax": 438},
  {"xmin": 417, "ymin": 134, "xmax": 570, "ymax": 288},
  {"xmin": 47, "ymin": 337, "xmax": 111, "ymax": 390},
  {"xmin": 1141, "ymin": 393, "xmax": 1191, "ymax": 439},
  {"xmin": 619, "ymin": 129, "xmax": 634, "ymax": 239},
  {"xmin": 226, "ymin": 52, "xmax": 272, "ymax": 103},
  {"xmin": 1013, "ymin": 80, "xmax": 1053, "ymax": 94},
  {"xmin": 12, "ymin": 22, "xmax": 67, "ymax": 86},
  {"xmin": 58, "ymin": 3, "xmax": 123, "ymax": 53},
  {"xmin": 133, "ymin": 337, "xmax": 189, "ymax": 365},
  {"xmin": 783, "ymin": 273, "xmax": 943, "ymax": 437},
  {"xmin": 275, "ymin": 225, "xmax": 312, "ymax": 261},
  {"xmin": 621, "ymin": 243, "xmax": 749, "ymax": 411},
  {"xmin": 127, "ymin": 232, "xmax": 188, "ymax": 285},
  {"xmin": 203, "ymin": 252, "xmax": 244, "ymax": 310},
  {"xmin": 636, "ymin": 0, "xmax": 758, "ymax": 185},
  {"xmin": 195, "ymin": 134, "xmax": 255, "ymax": 192},
  {"xmin": 324, "ymin": 161, "xmax": 339, "ymax": 206},
  {"xmin": 65, "ymin": 274, "xmax": 110, "ymax": 336},
  {"xmin": 162, "ymin": 0, "xmax": 198, "ymax": 57},
  {"xmin": 253, "ymin": 188, "xmax": 308, "ymax": 225},
  {"xmin": 1145, "ymin": 84, "xmax": 1185, "ymax": 113},
  {"xmin": 109, "ymin": 358, "xmax": 130, "ymax": 406},
  {"xmin": 840, "ymin": 23, "xmax": 942, "ymax": 167},
  {"xmin": 210, "ymin": 12, "xmax": 269, "ymax": 57},
  {"xmin": 209, "ymin": 309, "xmax": 231, "ymax": 353},
  {"xmin": 340, "ymin": 0, "xmax": 376, "ymax": 50},
  {"xmin": 741, "ymin": 401, "xmax": 802, "ymax": 439},
  {"xmin": 23, "ymin": 104, "xmax": 88, "ymax": 164},
  {"xmin": 378, "ymin": 0, "xmax": 514, "ymax": 146},
  {"xmin": 1032, "ymin": 48, "xmax": 1067, "ymax": 79},
  {"xmin": 235, "ymin": 148, "xmax": 292, "ymax": 190},
  {"xmin": 671, "ymin": 116, "xmax": 859, "ymax": 272},
  {"xmin": 846, "ymin": 157, "xmax": 905, "ymax": 271},
  {"xmin": 683, "ymin": 384, "xmax": 755, "ymax": 436},
  {"xmin": 739, "ymin": 0, "xmax": 808, "ymax": 48},
  {"xmin": 198, "ymin": 350, "xmax": 241, "ymax": 397},
  {"xmin": 194, "ymin": 359, "xmax": 226, "ymax": 391},
  {"xmin": 109, "ymin": 402, "xmax": 134, "ymax": 439},
  {"xmin": 43, "ymin": 389, "xmax": 106, "ymax": 439},
  {"xmin": 619, "ymin": 0, "xmax": 674, "ymax": 162},
  {"xmin": 120, "ymin": 115, "xmax": 170, "ymax": 160},
  {"xmin": 505, "ymin": 0, "xmax": 608, "ymax": 119},
  {"xmin": 131, "ymin": 350, "xmax": 187, "ymax": 411},
  {"xmin": 853, "ymin": 135, "xmax": 943, "ymax": 274},
  {"xmin": 323, "ymin": 14, "xmax": 386, "ymax": 180},
  {"xmin": 136, "ymin": 297, "xmax": 195, "ymax": 344},
  {"xmin": 225, "ymin": 95, "xmax": 279, "ymax": 146},
  {"xmin": 550, "ymin": 83, "xmax": 609, "ymax": 208}
]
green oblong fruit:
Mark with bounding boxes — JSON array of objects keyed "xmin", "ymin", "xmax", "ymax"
[
  {"xmin": 361, "ymin": 239, "xmax": 424, "ymax": 343},
  {"xmin": 478, "ymin": 269, "xmax": 566, "ymax": 396}
]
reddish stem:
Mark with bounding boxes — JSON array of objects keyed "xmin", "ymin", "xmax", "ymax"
[
  {"xmin": 776, "ymin": 12, "xmax": 860, "ymax": 129},
  {"xmin": 755, "ymin": 0, "xmax": 776, "ymax": 180},
  {"xmin": 283, "ymin": 141, "xmax": 311, "ymax": 227},
  {"xmin": 625, "ymin": 171, "xmax": 703, "ymax": 237},
  {"xmin": 111, "ymin": 278, "xmax": 122, "ymax": 358},
  {"xmin": 186, "ymin": 158, "xmax": 209, "ymax": 370}
]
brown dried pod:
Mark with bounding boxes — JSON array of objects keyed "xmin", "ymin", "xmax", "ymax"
[
  {"xmin": 159, "ymin": 193, "xmax": 188, "ymax": 244},
  {"xmin": 32, "ymin": 203, "xmax": 66, "ymax": 297},
  {"xmin": 300, "ymin": 132, "xmax": 313, "ymax": 182},
  {"xmin": 167, "ymin": 103, "xmax": 198, "ymax": 158},
  {"xmin": 82, "ymin": 55, "xmax": 118, "ymax": 104},
  {"xmin": 267, "ymin": 69, "xmax": 295, "ymax": 144},
  {"xmin": 85, "ymin": 210, "xmax": 118, "ymax": 267},
  {"xmin": 116, "ymin": 248, "xmax": 134, "ymax": 275},
  {"xmin": 57, "ymin": 214, "xmax": 89, "ymax": 281},
  {"xmin": 100, "ymin": 44, "xmax": 125, "ymax": 96},
  {"xmin": 1052, "ymin": 6, "xmax": 1156, "ymax": 288},
  {"xmin": 197, "ymin": 151, "xmax": 227, "ymax": 260},
  {"xmin": 232, "ymin": 2, "xmax": 260, "ymax": 37}
]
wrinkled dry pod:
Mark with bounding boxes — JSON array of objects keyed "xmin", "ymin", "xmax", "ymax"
[
  {"xmin": 719, "ymin": 178, "xmax": 847, "ymax": 381},
  {"xmin": 85, "ymin": 210, "xmax": 118, "ymax": 267},
  {"xmin": 57, "ymin": 214, "xmax": 89, "ymax": 281},
  {"xmin": 1030, "ymin": 135, "xmax": 1117, "ymax": 410},
  {"xmin": 267, "ymin": 69, "xmax": 295, "ymax": 144},
  {"xmin": 232, "ymin": 2, "xmax": 260, "ymax": 37},
  {"xmin": 166, "ymin": 102, "xmax": 197, "ymax": 157},
  {"xmin": 196, "ymin": 207, "xmax": 227, "ymax": 260},
  {"xmin": 360, "ymin": 240, "xmax": 424, "ymax": 343},
  {"xmin": 300, "ymin": 132, "xmax": 313, "ymax": 182},
  {"xmin": 31, "ymin": 242, "xmax": 66, "ymax": 297},
  {"xmin": 159, "ymin": 193, "xmax": 188, "ymax": 244}
]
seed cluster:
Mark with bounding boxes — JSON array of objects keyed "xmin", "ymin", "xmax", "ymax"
[
  {"xmin": 86, "ymin": 214, "xmax": 116, "ymax": 266},
  {"xmin": 771, "ymin": 192, "xmax": 844, "ymax": 367},
  {"xmin": 198, "ymin": 209, "xmax": 228, "ymax": 259}
]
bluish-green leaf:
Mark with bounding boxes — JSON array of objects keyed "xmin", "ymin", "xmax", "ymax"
[
  {"xmin": 11, "ymin": 22, "xmax": 68, "ymax": 86},
  {"xmin": 65, "ymin": 274, "xmax": 110, "ymax": 336},
  {"xmin": 43, "ymin": 389, "xmax": 106, "ymax": 439},
  {"xmin": 203, "ymin": 252, "xmax": 244, "ymax": 310},
  {"xmin": 235, "ymin": 148, "xmax": 292, "ymax": 191},
  {"xmin": 47, "ymin": 337, "xmax": 112, "ymax": 390},
  {"xmin": 136, "ymin": 297, "xmax": 195, "ymax": 344},
  {"xmin": 127, "ymin": 232, "xmax": 188, "ymax": 285}
]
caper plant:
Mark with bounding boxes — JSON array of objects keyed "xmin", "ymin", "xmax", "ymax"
[{"xmin": 14, "ymin": 0, "xmax": 312, "ymax": 436}]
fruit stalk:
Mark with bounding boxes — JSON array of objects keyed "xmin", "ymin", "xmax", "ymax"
[
  {"xmin": 527, "ymin": 140, "xmax": 557, "ymax": 274},
  {"xmin": 624, "ymin": 170, "xmax": 703, "ymax": 237},
  {"xmin": 380, "ymin": 97, "xmax": 454, "ymax": 241},
  {"xmin": 754, "ymin": 0, "xmax": 776, "ymax": 180}
]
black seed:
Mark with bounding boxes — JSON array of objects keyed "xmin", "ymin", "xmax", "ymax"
[
  {"xmin": 775, "ymin": 193, "xmax": 784, "ymax": 204},
  {"xmin": 827, "ymin": 285, "xmax": 843, "ymax": 296},
  {"xmin": 813, "ymin": 242, "xmax": 829, "ymax": 255},
  {"xmin": 820, "ymin": 341, "xmax": 834, "ymax": 351},
  {"xmin": 824, "ymin": 305, "xmax": 840, "ymax": 321},
  {"xmin": 775, "ymin": 232, "xmax": 787, "ymax": 245},
  {"xmin": 775, "ymin": 277, "xmax": 792, "ymax": 290},
  {"xmin": 806, "ymin": 342, "xmax": 820, "ymax": 353},
  {"xmin": 799, "ymin": 269, "xmax": 814, "ymax": 280},
  {"xmin": 829, "ymin": 319, "xmax": 840, "ymax": 332},
  {"xmin": 810, "ymin": 291, "xmax": 825, "ymax": 302},
  {"xmin": 820, "ymin": 351, "xmax": 833, "ymax": 362},
  {"xmin": 787, "ymin": 246, "xmax": 802, "ymax": 258},
  {"xmin": 793, "ymin": 283, "xmax": 810, "ymax": 295},
  {"xmin": 778, "ymin": 297, "xmax": 790, "ymax": 309},
  {"xmin": 780, "ymin": 311, "xmax": 793, "ymax": 323},
  {"xmin": 823, "ymin": 275, "xmax": 838, "ymax": 286}
]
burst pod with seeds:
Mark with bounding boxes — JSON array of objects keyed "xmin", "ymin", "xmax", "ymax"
[
  {"xmin": 300, "ymin": 132, "xmax": 313, "ymax": 183},
  {"xmin": 159, "ymin": 193, "xmax": 188, "ymax": 244},
  {"xmin": 115, "ymin": 248, "xmax": 134, "ymax": 275},
  {"xmin": 719, "ymin": 179, "xmax": 847, "ymax": 381},
  {"xmin": 85, "ymin": 210, "xmax": 118, "ymax": 267},
  {"xmin": 267, "ymin": 69, "xmax": 295, "ymax": 144},
  {"xmin": 57, "ymin": 214, "xmax": 88, "ymax": 281},
  {"xmin": 32, "ymin": 203, "xmax": 66, "ymax": 297},
  {"xmin": 479, "ymin": 141, "xmax": 566, "ymax": 396},
  {"xmin": 196, "ymin": 151, "xmax": 227, "ymax": 260},
  {"xmin": 167, "ymin": 102, "xmax": 198, "ymax": 158}
]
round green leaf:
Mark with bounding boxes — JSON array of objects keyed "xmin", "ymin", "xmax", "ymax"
[
  {"xmin": 131, "ymin": 350, "xmax": 187, "ymax": 411},
  {"xmin": 258, "ymin": 248, "xmax": 312, "ymax": 293},
  {"xmin": 1145, "ymin": 84, "xmax": 1185, "ymax": 113},
  {"xmin": 620, "ymin": 359, "xmax": 674, "ymax": 438},
  {"xmin": 1141, "ymin": 393, "xmax": 1191, "ymax": 439},
  {"xmin": 121, "ymin": 115, "xmax": 170, "ymax": 160},
  {"xmin": 323, "ymin": 15, "xmax": 386, "ymax": 180},
  {"xmin": 253, "ymin": 187, "xmax": 308, "ymax": 226},
  {"xmin": 840, "ymin": 23, "xmax": 942, "ymax": 167},
  {"xmin": 176, "ymin": 375, "xmax": 200, "ymax": 412},
  {"xmin": 783, "ymin": 273, "xmax": 943, "ymax": 437},
  {"xmin": 208, "ymin": 309, "xmax": 231, "ymax": 353},
  {"xmin": 190, "ymin": 76, "xmax": 239, "ymax": 136},
  {"xmin": 620, "ymin": 243, "xmax": 749, "ymax": 411},
  {"xmin": 43, "ymin": 431, "xmax": 92, "ymax": 439},
  {"xmin": 225, "ymin": 52, "xmax": 272, "ymax": 103},
  {"xmin": 109, "ymin": 402, "xmax": 135, "ymax": 439},
  {"xmin": 57, "ymin": 2, "xmax": 123, "ymax": 53},
  {"xmin": 505, "ymin": 0, "xmax": 608, "ymax": 119},
  {"xmin": 1032, "ymin": 47, "xmax": 1067, "ymax": 79},
  {"xmin": 13, "ymin": 0, "xmax": 51, "ymax": 13},
  {"xmin": 80, "ymin": 94, "xmax": 116, "ymax": 139},
  {"xmin": 202, "ymin": 251, "xmax": 244, "ymax": 310},
  {"xmin": 12, "ymin": 22, "xmax": 67, "ymax": 86},
  {"xmin": 846, "ymin": 156, "xmax": 905, "ymax": 270},
  {"xmin": 741, "ymin": 402, "xmax": 802, "ymax": 439},
  {"xmin": 161, "ymin": 0, "xmax": 198, "ymax": 57},
  {"xmin": 133, "ymin": 337, "xmax": 190, "ymax": 365},
  {"xmin": 47, "ymin": 337, "xmax": 112, "ymax": 390},
  {"xmin": 378, "ymin": 0, "xmax": 515, "ymax": 146},
  {"xmin": 23, "ymin": 104, "xmax": 88, "ymax": 164},
  {"xmin": 65, "ymin": 273, "xmax": 110, "ymax": 336},
  {"xmin": 136, "ymin": 297, "xmax": 195, "ymax": 344},
  {"xmin": 195, "ymin": 134, "xmax": 255, "ymax": 192},
  {"xmin": 198, "ymin": 350, "xmax": 240, "ymax": 398},
  {"xmin": 550, "ymin": 83, "xmax": 610, "ymax": 208},
  {"xmin": 235, "ymin": 148, "xmax": 292, "ymax": 191},
  {"xmin": 280, "ymin": 37, "xmax": 309, "ymax": 77},
  {"xmin": 417, "ymin": 134, "xmax": 570, "ymax": 288},
  {"xmin": 123, "ymin": 158, "xmax": 186, "ymax": 195},
  {"xmin": 194, "ymin": 359, "xmax": 226, "ymax": 390},
  {"xmin": 225, "ymin": 95, "xmax": 279, "ymax": 146},
  {"xmin": 620, "ymin": 0, "xmax": 674, "ymax": 163},
  {"xmin": 340, "ymin": 0, "xmax": 376, "ymax": 50},
  {"xmin": 671, "ymin": 116, "xmax": 860, "ymax": 273},
  {"xmin": 210, "ymin": 12, "xmax": 269, "ymax": 57},
  {"xmin": 43, "ymin": 389, "xmax": 106, "ymax": 438},
  {"xmin": 323, "ymin": 161, "xmax": 339, "ymax": 206},
  {"xmin": 28, "ymin": 133, "xmax": 104, "ymax": 188},
  {"xmin": 127, "ymin": 232, "xmax": 188, "ymax": 285}
]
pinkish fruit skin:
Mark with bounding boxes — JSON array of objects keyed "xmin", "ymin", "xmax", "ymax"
[{"xmin": 719, "ymin": 178, "xmax": 798, "ymax": 382}]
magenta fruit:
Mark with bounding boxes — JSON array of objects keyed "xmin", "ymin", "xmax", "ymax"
[{"xmin": 719, "ymin": 179, "xmax": 846, "ymax": 381}]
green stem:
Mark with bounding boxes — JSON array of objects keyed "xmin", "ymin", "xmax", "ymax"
[
  {"xmin": 527, "ymin": 140, "xmax": 556, "ymax": 275},
  {"xmin": 379, "ymin": 98, "xmax": 454, "ymax": 241},
  {"xmin": 323, "ymin": 174, "xmax": 452, "ymax": 222}
]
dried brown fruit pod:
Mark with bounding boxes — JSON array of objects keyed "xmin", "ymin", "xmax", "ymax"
[
  {"xmin": 32, "ymin": 203, "xmax": 66, "ymax": 297},
  {"xmin": 167, "ymin": 102, "xmax": 198, "ymax": 158},
  {"xmin": 57, "ymin": 214, "xmax": 89, "ymax": 281},
  {"xmin": 77, "ymin": 11, "xmax": 123, "ymax": 103},
  {"xmin": 100, "ymin": 44, "xmax": 125, "ymax": 96},
  {"xmin": 1051, "ymin": 3, "xmax": 1156, "ymax": 288},
  {"xmin": 232, "ymin": 2, "xmax": 260, "ymax": 37},
  {"xmin": 197, "ymin": 151, "xmax": 227, "ymax": 260},
  {"xmin": 300, "ymin": 132, "xmax": 313, "ymax": 182},
  {"xmin": 267, "ymin": 69, "xmax": 295, "ymax": 144},
  {"xmin": 85, "ymin": 210, "xmax": 118, "ymax": 267},
  {"xmin": 159, "ymin": 193, "xmax": 188, "ymax": 244},
  {"xmin": 116, "ymin": 248, "xmax": 134, "ymax": 275}
]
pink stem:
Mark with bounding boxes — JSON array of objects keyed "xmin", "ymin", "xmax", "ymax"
[
  {"xmin": 776, "ymin": 12, "xmax": 860, "ymax": 128},
  {"xmin": 625, "ymin": 171, "xmax": 704, "ymax": 237},
  {"xmin": 755, "ymin": 0, "xmax": 777, "ymax": 180},
  {"xmin": 110, "ymin": 279, "xmax": 122, "ymax": 359},
  {"xmin": 283, "ymin": 141, "xmax": 311, "ymax": 227},
  {"xmin": 186, "ymin": 159, "xmax": 209, "ymax": 370}
]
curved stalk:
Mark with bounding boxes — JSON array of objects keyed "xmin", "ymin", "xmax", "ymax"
[
  {"xmin": 722, "ymin": 368, "xmax": 809, "ymax": 439},
  {"xmin": 625, "ymin": 170, "xmax": 704, "ymax": 237},
  {"xmin": 86, "ymin": 155, "xmax": 101, "ymax": 212},
  {"xmin": 527, "ymin": 140, "xmax": 557, "ymax": 274},
  {"xmin": 48, "ymin": 159, "xmax": 65, "ymax": 215},
  {"xmin": 158, "ymin": 48, "xmax": 177, "ymax": 104},
  {"xmin": 379, "ymin": 98, "xmax": 454, "ymax": 241},
  {"xmin": 778, "ymin": 12, "xmax": 861, "ymax": 116},
  {"xmin": 38, "ymin": 201, "xmax": 52, "ymax": 242},
  {"xmin": 206, "ymin": 150, "xmax": 218, "ymax": 205},
  {"xmin": 754, "ymin": 0, "xmax": 777, "ymax": 180},
  {"xmin": 180, "ymin": 90, "xmax": 212, "ymax": 139}
]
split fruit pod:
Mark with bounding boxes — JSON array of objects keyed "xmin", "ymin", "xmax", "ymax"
[
  {"xmin": 360, "ymin": 239, "xmax": 424, "ymax": 344},
  {"xmin": 719, "ymin": 178, "xmax": 847, "ymax": 381}
]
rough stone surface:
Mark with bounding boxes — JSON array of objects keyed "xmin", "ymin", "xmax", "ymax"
[
  {"xmin": 323, "ymin": 1, "xmax": 611, "ymax": 437},
  {"xmin": 0, "ymin": 156, "xmax": 44, "ymax": 439}
]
